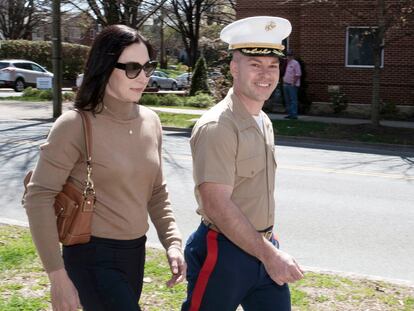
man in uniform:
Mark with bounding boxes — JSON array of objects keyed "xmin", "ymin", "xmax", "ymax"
[{"xmin": 181, "ymin": 16, "xmax": 304, "ymax": 311}]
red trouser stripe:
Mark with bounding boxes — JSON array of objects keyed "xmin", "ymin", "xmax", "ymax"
[{"xmin": 189, "ymin": 230, "xmax": 219, "ymax": 311}]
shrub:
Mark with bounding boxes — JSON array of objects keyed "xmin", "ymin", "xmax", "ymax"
[
  {"xmin": 158, "ymin": 94, "xmax": 184, "ymax": 106},
  {"xmin": 189, "ymin": 56, "xmax": 210, "ymax": 96},
  {"xmin": 328, "ymin": 88, "xmax": 348, "ymax": 114},
  {"xmin": 0, "ymin": 40, "xmax": 89, "ymax": 80},
  {"xmin": 39, "ymin": 90, "xmax": 53, "ymax": 100},
  {"xmin": 380, "ymin": 101, "xmax": 399, "ymax": 119},
  {"xmin": 63, "ymin": 92, "xmax": 75, "ymax": 102},
  {"xmin": 139, "ymin": 94, "xmax": 160, "ymax": 106},
  {"xmin": 22, "ymin": 87, "xmax": 39, "ymax": 97},
  {"xmin": 185, "ymin": 93, "xmax": 214, "ymax": 108}
]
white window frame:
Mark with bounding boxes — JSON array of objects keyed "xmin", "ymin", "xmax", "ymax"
[
  {"xmin": 345, "ymin": 26, "xmax": 384, "ymax": 68},
  {"xmin": 68, "ymin": 26, "xmax": 81, "ymax": 40}
]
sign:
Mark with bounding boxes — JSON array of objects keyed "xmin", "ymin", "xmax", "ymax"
[{"xmin": 36, "ymin": 77, "xmax": 52, "ymax": 90}]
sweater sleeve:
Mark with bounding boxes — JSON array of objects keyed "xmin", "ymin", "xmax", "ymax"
[
  {"xmin": 24, "ymin": 111, "xmax": 84, "ymax": 272},
  {"xmin": 147, "ymin": 121, "xmax": 182, "ymax": 251}
]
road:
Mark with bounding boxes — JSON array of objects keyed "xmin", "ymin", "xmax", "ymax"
[{"xmin": 0, "ymin": 102, "xmax": 413, "ymax": 284}]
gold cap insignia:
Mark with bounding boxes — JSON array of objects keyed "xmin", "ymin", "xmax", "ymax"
[{"xmin": 265, "ymin": 21, "xmax": 276, "ymax": 31}]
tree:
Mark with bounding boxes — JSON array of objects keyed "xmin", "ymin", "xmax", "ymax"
[
  {"xmin": 167, "ymin": 0, "xmax": 235, "ymax": 67},
  {"xmin": 302, "ymin": 0, "xmax": 414, "ymax": 126},
  {"xmin": 189, "ymin": 56, "xmax": 210, "ymax": 95},
  {"xmin": 0, "ymin": 0, "xmax": 48, "ymax": 39},
  {"xmin": 63, "ymin": 0, "xmax": 167, "ymax": 28}
]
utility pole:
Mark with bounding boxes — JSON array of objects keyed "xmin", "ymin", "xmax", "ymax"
[
  {"xmin": 159, "ymin": 7, "xmax": 167, "ymax": 69},
  {"xmin": 52, "ymin": 0, "xmax": 62, "ymax": 118}
]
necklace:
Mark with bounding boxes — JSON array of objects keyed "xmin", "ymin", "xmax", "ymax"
[{"xmin": 103, "ymin": 105, "xmax": 134, "ymax": 135}]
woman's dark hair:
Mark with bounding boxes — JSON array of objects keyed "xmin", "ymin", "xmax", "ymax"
[{"xmin": 74, "ymin": 24, "xmax": 156, "ymax": 112}]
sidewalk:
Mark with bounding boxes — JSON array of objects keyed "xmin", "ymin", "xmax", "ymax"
[
  {"xmin": 149, "ymin": 106, "xmax": 414, "ymax": 129},
  {"xmin": 1, "ymin": 100, "xmax": 413, "ymax": 129}
]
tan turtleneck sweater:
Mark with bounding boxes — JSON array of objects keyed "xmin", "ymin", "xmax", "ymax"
[{"xmin": 24, "ymin": 94, "xmax": 182, "ymax": 272}]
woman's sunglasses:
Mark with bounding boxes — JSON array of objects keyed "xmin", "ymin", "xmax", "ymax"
[{"xmin": 114, "ymin": 61, "xmax": 158, "ymax": 79}]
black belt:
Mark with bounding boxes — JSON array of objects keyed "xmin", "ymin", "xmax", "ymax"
[{"xmin": 202, "ymin": 219, "xmax": 274, "ymax": 240}]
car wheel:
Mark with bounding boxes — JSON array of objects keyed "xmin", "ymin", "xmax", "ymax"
[
  {"xmin": 14, "ymin": 79, "xmax": 25, "ymax": 92},
  {"xmin": 171, "ymin": 82, "xmax": 178, "ymax": 91},
  {"xmin": 151, "ymin": 82, "xmax": 159, "ymax": 89}
]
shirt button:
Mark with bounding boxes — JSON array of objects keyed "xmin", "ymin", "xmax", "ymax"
[{"xmin": 251, "ymin": 170, "xmax": 255, "ymax": 175}]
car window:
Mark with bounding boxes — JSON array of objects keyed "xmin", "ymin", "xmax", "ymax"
[
  {"xmin": 0, "ymin": 62, "xmax": 10, "ymax": 69},
  {"xmin": 159, "ymin": 72, "xmax": 168, "ymax": 78},
  {"xmin": 14, "ymin": 63, "xmax": 32, "ymax": 70},
  {"xmin": 31, "ymin": 64, "xmax": 45, "ymax": 72}
]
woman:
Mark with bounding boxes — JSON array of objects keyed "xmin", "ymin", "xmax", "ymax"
[{"xmin": 24, "ymin": 25, "xmax": 185, "ymax": 311}]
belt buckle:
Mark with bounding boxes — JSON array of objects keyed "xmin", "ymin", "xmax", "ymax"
[{"xmin": 264, "ymin": 230, "xmax": 273, "ymax": 240}]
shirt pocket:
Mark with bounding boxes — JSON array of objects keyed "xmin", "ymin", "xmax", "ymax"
[{"xmin": 236, "ymin": 154, "xmax": 265, "ymax": 178}]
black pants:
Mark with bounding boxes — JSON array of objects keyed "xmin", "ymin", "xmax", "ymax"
[{"xmin": 63, "ymin": 235, "xmax": 146, "ymax": 311}]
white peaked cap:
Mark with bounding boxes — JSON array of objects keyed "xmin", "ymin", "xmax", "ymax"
[{"xmin": 220, "ymin": 16, "xmax": 292, "ymax": 57}]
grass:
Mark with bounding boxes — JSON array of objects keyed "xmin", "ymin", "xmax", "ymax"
[
  {"xmin": 157, "ymin": 112, "xmax": 198, "ymax": 128},
  {"xmin": 273, "ymin": 120, "xmax": 414, "ymax": 146},
  {"xmin": 1, "ymin": 225, "xmax": 413, "ymax": 311}
]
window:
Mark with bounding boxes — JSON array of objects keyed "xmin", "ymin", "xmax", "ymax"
[
  {"xmin": 14, "ymin": 63, "xmax": 32, "ymax": 70},
  {"xmin": 346, "ymin": 27, "xmax": 383, "ymax": 68},
  {"xmin": 68, "ymin": 27, "xmax": 81, "ymax": 40},
  {"xmin": 31, "ymin": 64, "xmax": 45, "ymax": 72}
]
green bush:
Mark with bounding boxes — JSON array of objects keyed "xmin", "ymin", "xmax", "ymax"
[
  {"xmin": 0, "ymin": 40, "xmax": 89, "ymax": 80},
  {"xmin": 185, "ymin": 93, "xmax": 214, "ymax": 108},
  {"xmin": 380, "ymin": 101, "xmax": 399, "ymax": 119},
  {"xmin": 22, "ymin": 87, "xmax": 39, "ymax": 97},
  {"xmin": 189, "ymin": 56, "xmax": 210, "ymax": 96},
  {"xmin": 158, "ymin": 94, "xmax": 183, "ymax": 106},
  {"xmin": 328, "ymin": 89, "xmax": 348, "ymax": 114},
  {"xmin": 39, "ymin": 90, "xmax": 53, "ymax": 100},
  {"xmin": 63, "ymin": 92, "xmax": 75, "ymax": 102},
  {"xmin": 140, "ymin": 94, "xmax": 160, "ymax": 106}
]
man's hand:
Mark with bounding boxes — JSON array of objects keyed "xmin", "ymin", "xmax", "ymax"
[
  {"xmin": 260, "ymin": 241, "xmax": 304, "ymax": 285},
  {"xmin": 48, "ymin": 268, "xmax": 81, "ymax": 311},
  {"xmin": 166, "ymin": 247, "xmax": 186, "ymax": 288}
]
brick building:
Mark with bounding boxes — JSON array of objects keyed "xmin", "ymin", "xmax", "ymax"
[{"xmin": 237, "ymin": 0, "xmax": 414, "ymax": 117}]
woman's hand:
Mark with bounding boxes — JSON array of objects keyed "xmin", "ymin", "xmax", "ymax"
[
  {"xmin": 48, "ymin": 268, "xmax": 81, "ymax": 311},
  {"xmin": 166, "ymin": 247, "xmax": 187, "ymax": 288}
]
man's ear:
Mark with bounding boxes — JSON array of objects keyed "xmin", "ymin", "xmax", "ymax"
[{"xmin": 230, "ymin": 60, "xmax": 237, "ymax": 78}]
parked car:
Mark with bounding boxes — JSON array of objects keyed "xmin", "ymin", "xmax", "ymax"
[
  {"xmin": 176, "ymin": 73, "xmax": 192, "ymax": 89},
  {"xmin": 0, "ymin": 59, "xmax": 53, "ymax": 92},
  {"xmin": 76, "ymin": 73, "xmax": 84, "ymax": 89},
  {"xmin": 149, "ymin": 71, "xmax": 178, "ymax": 90}
]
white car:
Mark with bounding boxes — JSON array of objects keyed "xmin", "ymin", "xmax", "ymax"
[
  {"xmin": 0, "ymin": 59, "xmax": 53, "ymax": 92},
  {"xmin": 176, "ymin": 73, "xmax": 192, "ymax": 89},
  {"xmin": 76, "ymin": 73, "xmax": 84, "ymax": 88},
  {"xmin": 149, "ymin": 71, "xmax": 178, "ymax": 90}
]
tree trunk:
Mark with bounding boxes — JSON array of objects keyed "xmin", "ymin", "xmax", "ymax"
[
  {"xmin": 371, "ymin": 0, "xmax": 386, "ymax": 127},
  {"xmin": 160, "ymin": 9, "xmax": 167, "ymax": 69},
  {"xmin": 190, "ymin": 39, "xmax": 199, "ymax": 68},
  {"xmin": 371, "ymin": 48, "xmax": 381, "ymax": 127},
  {"xmin": 52, "ymin": 0, "xmax": 62, "ymax": 118}
]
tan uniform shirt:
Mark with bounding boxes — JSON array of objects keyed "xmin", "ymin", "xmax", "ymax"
[
  {"xmin": 24, "ymin": 96, "xmax": 182, "ymax": 272},
  {"xmin": 191, "ymin": 88, "xmax": 277, "ymax": 231}
]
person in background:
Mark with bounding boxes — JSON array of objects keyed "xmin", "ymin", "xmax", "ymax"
[
  {"xmin": 24, "ymin": 24, "xmax": 185, "ymax": 311},
  {"xmin": 181, "ymin": 16, "xmax": 303, "ymax": 311},
  {"xmin": 283, "ymin": 50, "xmax": 302, "ymax": 119}
]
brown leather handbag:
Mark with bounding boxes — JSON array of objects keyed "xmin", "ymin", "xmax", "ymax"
[{"xmin": 22, "ymin": 109, "xmax": 96, "ymax": 246}]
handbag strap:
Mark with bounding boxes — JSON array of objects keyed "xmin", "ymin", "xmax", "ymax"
[
  {"xmin": 73, "ymin": 109, "xmax": 95, "ymax": 196},
  {"xmin": 74, "ymin": 109, "xmax": 92, "ymax": 163}
]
